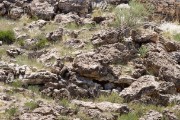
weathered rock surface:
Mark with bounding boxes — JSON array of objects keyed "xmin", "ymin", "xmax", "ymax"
[
  {"xmin": 72, "ymin": 100, "xmax": 130, "ymax": 114},
  {"xmin": 23, "ymin": 71, "xmax": 58, "ymax": 85},
  {"xmin": 46, "ymin": 28, "xmax": 63, "ymax": 41},
  {"xmin": 91, "ymin": 29, "xmax": 121, "ymax": 46},
  {"xmin": 120, "ymin": 75, "xmax": 177, "ymax": 105},
  {"xmin": 30, "ymin": 0, "xmax": 55, "ymax": 20},
  {"xmin": 139, "ymin": 110, "xmax": 163, "ymax": 120}
]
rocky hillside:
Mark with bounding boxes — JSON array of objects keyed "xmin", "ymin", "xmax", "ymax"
[{"xmin": 0, "ymin": 0, "xmax": 180, "ymax": 120}]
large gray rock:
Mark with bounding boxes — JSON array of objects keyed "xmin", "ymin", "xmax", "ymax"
[
  {"xmin": 46, "ymin": 28, "xmax": 63, "ymax": 41},
  {"xmin": 72, "ymin": 100, "xmax": 130, "ymax": 114},
  {"xmin": 6, "ymin": 48, "xmax": 23, "ymax": 58},
  {"xmin": 23, "ymin": 71, "xmax": 58, "ymax": 85},
  {"xmin": 9, "ymin": 7, "xmax": 23, "ymax": 19},
  {"xmin": 54, "ymin": 13, "xmax": 81, "ymax": 24},
  {"xmin": 120, "ymin": 75, "xmax": 177, "ymax": 105},
  {"xmin": 139, "ymin": 110, "xmax": 163, "ymax": 120},
  {"xmin": 30, "ymin": 0, "xmax": 55, "ymax": 20},
  {"xmin": 159, "ymin": 65, "xmax": 180, "ymax": 91},
  {"xmin": 73, "ymin": 43, "xmax": 135, "ymax": 82},
  {"xmin": 58, "ymin": 0, "xmax": 90, "ymax": 16},
  {"xmin": 0, "ymin": 3, "xmax": 6, "ymax": 15},
  {"xmin": 73, "ymin": 52, "xmax": 117, "ymax": 82},
  {"xmin": 145, "ymin": 51, "xmax": 177, "ymax": 76},
  {"xmin": 145, "ymin": 49, "xmax": 180, "ymax": 90},
  {"xmin": 120, "ymin": 75, "xmax": 159, "ymax": 102},
  {"xmin": 91, "ymin": 29, "xmax": 121, "ymax": 46},
  {"xmin": 132, "ymin": 29, "xmax": 159, "ymax": 43}
]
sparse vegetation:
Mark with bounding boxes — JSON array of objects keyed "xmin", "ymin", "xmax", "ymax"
[
  {"xmin": 0, "ymin": 48, "xmax": 6, "ymax": 59},
  {"xmin": 31, "ymin": 35, "xmax": 49, "ymax": 50},
  {"xmin": 59, "ymin": 98, "xmax": 70, "ymax": 107},
  {"xmin": 5, "ymin": 107, "xmax": 18, "ymax": 119},
  {"xmin": 0, "ymin": 30, "xmax": 15, "ymax": 44},
  {"xmin": 132, "ymin": 103, "xmax": 164, "ymax": 116},
  {"xmin": 0, "ymin": 0, "xmax": 179, "ymax": 120},
  {"xmin": 24, "ymin": 101, "xmax": 38, "ymax": 111},
  {"xmin": 17, "ymin": 39, "xmax": 25, "ymax": 46},
  {"xmin": 28, "ymin": 85, "xmax": 40, "ymax": 94},
  {"xmin": 138, "ymin": 46, "xmax": 149, "ymax": 58},
  {"xmin": 114, "ymin": 0, "xmax": 152, "ymax": 28},
  {"xmin": 173, "ymin": 33, "xmax": 180, "ymax": 41},
  {"xmin": 92, "ymin": 8, "xmax": 103, "ymax": 18},
  {"xmin": 95, "ymin": 92, "xmax": 123, "ymax": 103},
  {"xmin": 15, "ymin": 55, "xmax": 44, "ymax": 69},
  {"xmin": 77, "ymin": 111, "xmax": 91, "ymax": 120},
  {"xmin": 11, "ymin": 80, "xmax": 23, "ymax": 89},
  {"xmin": 118, "ymin": 112, "xmax": 139, "ymax": 120},
  {"xmin": 65, "ymin": 22, "xmax": 80, "ymax": 30}
]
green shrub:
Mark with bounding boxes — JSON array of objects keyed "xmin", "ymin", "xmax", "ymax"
[
  {"xmin": 65, "ymin": 22, "xmax": 79, "ymax": 30},
  {"xmin": 77, "ymin": 112, "xmax": 91, "ymax": 120},
  {"xmin": 118, "ymin": 112, "xmax": 138, "ymax": 120},
  {"xmin": 173, "ymin": 33, "xmax": 180, "ymax": 42},
  {"xmin": 127, "ymin": 103, "xmax": 164, "ymax": 119},
  {"xmin": 59, "ymin": 98, "xmax": 70, "ymax": 107},
  {"xmin": 5, "ymin": 107, "xmax": 18, "ymax": 119},
  {"xmin": 58, "ymin": 116, "xmax": 69, "ymax": 120},
  {"xmin": 0, "ymin": 30, "xmax": 15, "ymax": 44},
  {"xmin": 92, "ymin": 8, "xmax": 103, "ymax": 18},
  {"xmin": 95, "ymin": 92, "xmax": 123, "ymax": 103},
  {"xmin": 17, "ymin": 39, "xmax": 25, "ymax": 46},
  {"xmin": 24, "ymin": 101, "xmax": 38, "ymax": 111},
  {"xmin": 0, "ymin": 48, "xmax": 6, "ymax": 59},
  {"xmin": 138, "ymin": 46, "xmax": 148, "ymax": 58},
  {"xmin": 32, "ymin": 36, "xmax": 49, "ymax": 50},
  {"xmin": 11, "ymin": 80, "xmax": 23, "ymax": 89},
  {"xmin": 114, "ymin": 0, "xmax": 152, "ymax": 28},
  {"xmin": 28, "ymin": 85, "xmax": 40, "ymax": 94}
]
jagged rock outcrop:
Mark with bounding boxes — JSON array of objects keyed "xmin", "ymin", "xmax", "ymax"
[
  {"xmin": 139, "ymin": 0, "xmax": 180, "ymax": 22},
  {"xmin": 46, "ymin": 28, "xmax": 64, "ymax": 41},
  {"xmin": 30, "ymin": 0, "xmax": 55, "ymax": 20},
  {"xmin": 23, "ymin": 70, "xmax": 58, "ymax": 85},
  {"xmin": 139, "ymin": 110, "xmax": 163, "ymax": 120},
  {"xmin": 72, "ymin": 100, "xmax": 130, "ymax": 113},
  {"xmin": 91, "ymin": 29, "xmax": 121, "ymax": 46},
  {"xmin": 73, "ymin": 43, "xmax": 136, "ymax": 83},
  {"xmin": 119, "ymin": 75, "xmax": 177, "ymax": 105}
]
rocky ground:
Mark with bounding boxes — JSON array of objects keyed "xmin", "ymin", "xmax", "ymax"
[{"xmin": 0, "ymin": 0, "xmax": 180, "ymax": 120}]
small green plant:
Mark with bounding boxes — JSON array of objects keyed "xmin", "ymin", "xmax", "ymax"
[
  {"xmin": 17, "ymin": 39, "xmax": 25, "ymax": 46},
  {"xmin": 15, "ymin": 55, "xmax": 44, "ymax": 69},
  {"xmin": 77, "ymin": 111, "xmax": 91, "ymax": 120},
  {"xmin": 138, "ymin": 46, "xmax": 148, "ymax": 58},
  {"xmin": 31, "ymin": 35, "xmax": 49, "ymax": 50},
  {"xmin": 65, "ymin": 22, "xmax": 79, "ymax": 30},
  {"xmin": 0, "ymin": 48, "xmax": 6, "ymax": 59},
  {"xmin": 11, "ymin": 80, "xmax": 23, "ymax": 89},
  {"xmin": 31, "ymin": 15, "xmax": 39, "ymax": 21},
  {"xmin": 92, "ymin": 8, "xmax": 103, "ymax": 18},
  {"xmin": 114, "ymin": 0, "xmax": 152, "ymax": 28},
  {"xmin": 118, "ymin": 112, "xmax": 139, "ymax": 120},
  {"xmin": 28, "ymin": 85, "xmax": 40, "ymax": 94},
  {"xmin": 58, "ymin": 116, "xmax": 69, "ymax": 120},
  {"xmin": 5, "ymin": 107, "xmax": 18, "ymax": 119},
  {"xmin": 127, "ymin": 103, "xmax": 164, "ymax": 119},
  {"xmin": 95, "ymin": 92, "xmax": 123, "ymax": 103},
  {"xmin": 59, "ymin": 98, "xmax": 69, "ymax": 107},
  {"xmin": 0, "ymin": 30, "xmax": 15, "ymax": 44},
  {"xmin": 24, "ymin": 101, "xmax": 38, "ymax": 111},
  {"xmin": 173, "ymin": 33, "xmax": 180, "ymax": 42}
]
